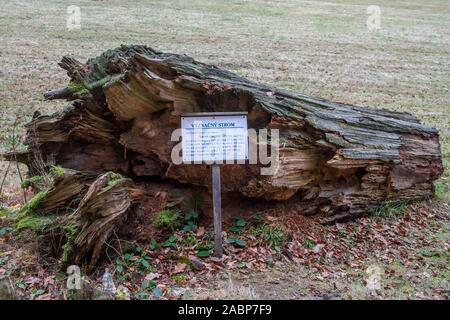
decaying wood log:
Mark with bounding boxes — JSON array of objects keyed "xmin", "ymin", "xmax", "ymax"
[
  {"xmin": 67, "ymin": 172, "xmax": 133, "ymax": 269},
  {"xmin": 7, "ymin": 45, "xmax": 444, "ymax": 223},
  {"xmin": 43, "ymin": 87, "xmax": 73, "ymax": 101},
  {"xmin": 14, "ymin": 169, "xmax": 134, "ymax": 271}
]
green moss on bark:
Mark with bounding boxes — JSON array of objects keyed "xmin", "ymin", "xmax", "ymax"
[{"xmin": 18, "ymin": 190, "xmax": 49, "ymax": 217}]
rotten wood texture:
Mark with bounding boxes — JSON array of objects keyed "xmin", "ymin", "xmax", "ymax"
[
  {"xmin": 9, "ymin": 45, "xmax": 443, "ymax": 221},
  {"xmin": 68, "ymin": 172, "xmax": 133, "ymax": 270},
  {"xmin": 37, "ymin": 169, "xmax": 97, "ymax": 215},
  {"xmin": 22, "ymin": 169, "xmax": 134, "ymax": 271}
]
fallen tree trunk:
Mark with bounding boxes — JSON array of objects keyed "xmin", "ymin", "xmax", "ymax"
[{"xmin": 9, "ymin": 45, "xmax": 443, "ymax": 222}]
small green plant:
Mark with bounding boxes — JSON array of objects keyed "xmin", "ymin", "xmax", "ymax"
[
  {"xmin": 135, "ymin": 291, "xmax": 150, "ymax": 300},
  {"xmin": 155, "ymin": 209, "xmax": 182, "ymax": 231},
  {"xmin": 137, "ymin": 256, "xmax": 151, "ymax": 270},
  {"xmin": 115, "ymin": 257, "xmax": 127, "ymax": 274},
  {"xmin": 16, "ymin": 278, "xmax": 26, "ymax": 290},
  {"xmin": 29, "ymin": 288, "xmax": 45, "ymax": 300},
  {"xmin": 266, "ymin": 255, "xmax": 274, "ymax": 267},
  {"xmin": 141, "ymin": 279, "xmax": 157, "ymax": 291},
  {"xmin": 227, "ymin": 237, "xmax": 247, "ymax": 247},
  {"xmin": 0, "ymin": 207, "xmax": 10, "ymax": 217},
  {"xmin": 162, "ymin": 235, "xmax": 177, "ymax": 249},
  {"xmin": 171, "ymin": 274, "xmax": 186, "ymax": 285},
  {"xmin": 61, "ymin": 223, "xmax": 80, "ymax": 262},
  {"xmin": 183, "ymin": 232, "xmax": 197, "ymax": 246},
  {"xmin": 304, "ymin": 238, "xmax": 316, "ymax": 249},
  {"xmin": 196, "ymin": 250, "xmax": 210, "ymax": 257},
  {"xmin": 229, "ymin": 216, "xmax": 246, "ymax": 233},
  {"xmin": 182, "ymin": 209, "xmax": 199, "ymax": 232},
  {"xmin": 369, "ymin": 201, "xmax": 408, "ymax": 218},
  {"xmin": 434, "ymin": 180, "xmax": 449, "ymax": 199},
  {"xmin": 115, "ymin": 244, "xmax": 152, "ymax": 274},
  {"xmin": 195, "ymin": 241, "xmax": 214, "ymax": 257},
  {"xmin": 0, "ymin": 256, "xmax": 9, "ymax": 266},
  {"xmin": 177, "ymin": 256, "xmax": 191, "ymax": 265},
  {"xmin": 135, "ymin": 245, "xmax": 151, "ymax": 271},
  {"xmin": 49, "ymin": 165, "xmax": 65, "ymax": 177},
  {"xmin": 184, "ymin": 209, "xmax": 198, "ymax": 222},
  {"xmin": 149, "ymin": 239, "xmax": 158, "ymax": 250},
  {"xmin": 182, "ymin": 221, "xmax": 197, "ymax": 232},
  {"xmin": 0, "ymin": 227, "xmax": 12, "ymax": 236},
  {"xmin": 251, "ymin": 223, "xmax": 286, "ymax": 250}
]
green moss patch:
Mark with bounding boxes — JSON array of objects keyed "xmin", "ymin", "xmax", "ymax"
[
  {"xmin": 50, "ymin": 165, "xmax": 65, "ymax": 177},
  {"xmin": 18, "ymin": 190, "xmax": 49, "ymax": 217},
  {"xmin": 16, "ymin": 214, "xmax": 57, "ymax": 232},
  {"xmin": 20, "ymin": 175, "xmax": 43, "ymax": 189},
  {"xmin": 61, "ymin": 223, "xmax": 81, "ymax": 263},
  {"xmin": 100, "ymin": 172, "xmax": 125, "ymax": 193}
]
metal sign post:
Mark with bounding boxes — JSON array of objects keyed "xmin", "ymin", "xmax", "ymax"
[
  {"xmin": 211, "ymin": 164, "xmax": 222, "ymax": 257},
  {"xmin": 181, "ymin": 112, "xmax": 248, "ymax": 258}
]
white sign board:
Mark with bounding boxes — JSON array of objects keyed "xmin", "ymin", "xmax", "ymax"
[{"xmin": 181, "ymin": 113, "xmax": 248, "ymax": 163}]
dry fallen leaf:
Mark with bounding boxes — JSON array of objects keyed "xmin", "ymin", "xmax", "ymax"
[
  {"xmin": 312, "ymin": 244, "xmax": 325, "ymax": 254},
  {"xmin": 144, "ymin": 273, "xmax": 161, "ymax": 281},
  {"xmin": 173, "ymin": 263, "xmax": 186, "ymax": 274},
  {"xmin": 196, "ymin": 226, "xmax": 205, "ymax": 237},
  {"xmin": 35, "ymin": 293, "xmax": 52, "ymax": 300}
]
